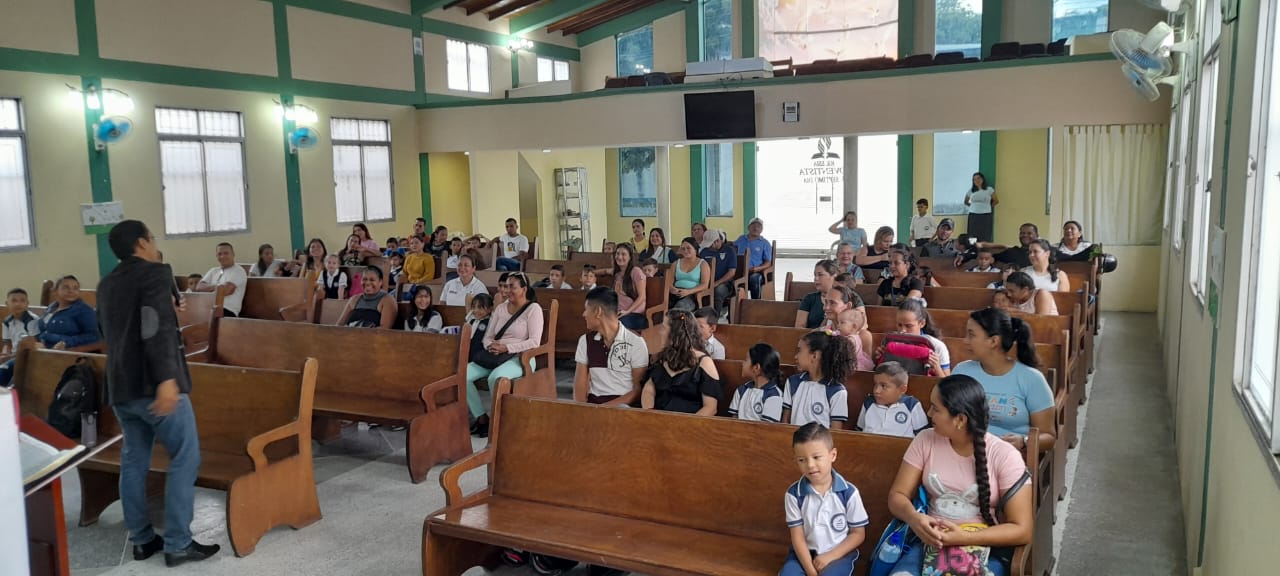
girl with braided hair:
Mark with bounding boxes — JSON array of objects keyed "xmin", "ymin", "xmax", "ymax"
[
  {"xmin": 885, "ymin": 375, "xmax": 1034, "ymax": 576},
  {"xmin": 781, "ymin": 331, "xmax": 854, "ymax": 429}
]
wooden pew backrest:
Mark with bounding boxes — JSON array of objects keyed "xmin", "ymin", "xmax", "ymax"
[{"xmin": 241, "ymin": 277, "xmax": 313, "ymax": 321}]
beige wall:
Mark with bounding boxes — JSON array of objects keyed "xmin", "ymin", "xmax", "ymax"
[
  {"xmin": 347, "ymin": 0, "xmax": 409, "ymax": 13},
  {"xmin": 580, "ymin": 37, "xmax": 616, "ymax": 92},
  {"xmin": 0, "ymin": 71, "xmax": 97, "ymax": 296},
  {"xmin": 428, "ymin": 152, "xmax": 472, "ymax": 236},
  {"xmin": 653, "ymin": 11, "xmax": 687, "ymax": 74},
  {"xmin": 289, "ymin": 7, "xmax": 415, "ymax": 91},
  {"xmin": 418, "ymin": 59, "xmax": 1170, "ymax": 152},
  {"xmin": 96, "ymin": 0, "xmax": 277, "ymax": 77},
  {"xmin": 468, "ymin": 151, "xmax": 519, "ymax": 238},
  {"xmin": 0, "ymin": 0, "xmax": 78, "ymax": 54}
]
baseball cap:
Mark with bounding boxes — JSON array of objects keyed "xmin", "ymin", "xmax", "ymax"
[{"xmin": 938, "ymin": 218, "xmax": 954, "ymax": 229}]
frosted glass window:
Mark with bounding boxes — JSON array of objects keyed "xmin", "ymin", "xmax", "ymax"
[
  {"xmin": 755, "ymin": 137, "xmax": 846, "ymax": 252},
  {"xmin": 446, "ymin": 39, "xmax": 470, "ymax": 92},
  {"xmin": 554, "ymin": 60, "xmax": 570, "ymax": 81},
  {"xmin": 446, "ymin": 40, "xmax": 489, "ymax": 93},
  {"xmin": 1052, "ymin": 0, "xmax": 1108, "ymax": 40},
  {"xmin": 468, "ymin": 43, "xmax": 490, "ymax": 93},
  {"xmin": 932, "ymin": 132, "xmax": 981, "ymax": 215},
  {"xmin": 537, "ymin": 57, "xmax": 570, "ymax": 82},
  {"xmin": 156, "ymin": 107, "xmax": 247, "ymax": 236},
  {"xmin": 0, "ymin": 98, "xmax": 32, "ymax": 248},
  {"xmin": 0, "ymin": 99, "xmax": 20, "ymax": 130},
  {"xmin": 856, "ymin": 135, "xmax": 899, "ymax": 241},
  {"xmin": 331, "ymin": 118, "xmax": 394, "ymax": 223},
  {"xmin": 704, "ymin": 144, "xmax": 734, "ymax": 217}
]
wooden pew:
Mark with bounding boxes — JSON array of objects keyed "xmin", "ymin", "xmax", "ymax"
[
  {"xmin": 176, "ymin": 291, "xmax": 224, "ymax": 352},
  {"xmin": 241, "ymin": 277, "xmax": 315, "ymax": 321},
  {"xmin": 14, "ymin": 347, "xmax": 321, "ymax": 556},
  {"xmin": 567, "ymin": 250, "xmax": 615, "ymax": 270},
  {"xmin": 422, "ymin": 396, "xmax": 1019, "ymax": 576},
  {"xmin": 205, "ymin": 317, "xmax": 472, "ymax": 483}
]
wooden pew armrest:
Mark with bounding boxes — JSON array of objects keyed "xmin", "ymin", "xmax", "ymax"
[
  {"xmin": 180, "ymin": 322, "xmax": 210, "ymax": 347},
  {"xmin": 279, "ymin": 301, "xmax": 311, "ymax": 323},
  {"xmin": 185, "ymin": 348, "xmax": 209, "ymax": 362},
  {"xmin": 245, "ymin": 421, "xmax": 303, "ymax": 470},
  {"xmin": 439, "ymin": 448, "xmax": 493, "ymax": 507},
  {"xmin": 421, "ymin": 374, "xmax": 463, "ymax": 412},
  {"xmin": 1011, "ymin": 545, "xmax": 1029, "ymax": 576},
  {"xmin": 70, "ymin": 342, "xmax": 104, "ymax": 353},
  {"xmin": 520, "ymin": 342, "xmax": 553, "ymax": 375}
]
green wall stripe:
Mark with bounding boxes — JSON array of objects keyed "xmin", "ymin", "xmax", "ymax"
[
  {"xmin": 685, "ymin": 2, "xmax": 703, "ymax": 62},
  {"xmin": 419, "ymin": 153, "xmax": 433, "ymax": 227},
  {"xmin": 575, "ymin": 2, "xmax": 687, "ymax": 47},
  {"xmin": 413, "ymin": 21, "xmax": 425, "ymax": 96},
  {"xmin": 897, "ymin": 135, "xmax": 914, "ymax": 237},
  {"xmin": 74, "ymin": 0, "xmax": 99, "ymax": 60},
  {"xmin": 511, "ymin": 53, "xmax": 521, "ymax": 89},
  {"xmin": 978, "ymin": 130, "xmax": 997, "ymax": 231},
  {"xmin": 282, "ymin": 0, "xmax": 415, "ymax": 28},
  {"xmin": 411, "ymin": 0, "xmax": 453, "ymax": 16},
  {"xmin": 739, "ymin": 0, "xmax": 756, "ymax": 58},
  {"xmin": 689, "ymin": 145, "xmax": 705, "ymax": 221},
  {"xmin": 0, "ymin": 47, "xmax": 84, "ymax": 75},
  {"xmin": 80, "ymin": 77, "xmax": 115, "ymax": 277},
  {"xmin": 742, "ymin": 142, "xmax": 756, "ymax": 230},
  {"xmin": 898, "ymin": 0, "xmax": 915, "ymax": 56},
  {"xmin": 510, "ymin": 0, "xmax": 611, "ymax": 36},
  {"xmin": 419, "ymin": 18, "xmax": 580, "ymax": 62},
  {"xmin": 274, "ymin": 2, "xmax": 293, "ymax": 80},
  {"xmin": 274, "ymin": 4, "xmax": 306, "ymax": 252},
  {"xmin": 981, "ymin": 0, "xmax": 1003, "ymax": 59}
]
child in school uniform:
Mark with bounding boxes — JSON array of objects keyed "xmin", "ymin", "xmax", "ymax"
[
  {"xmin": 317, "ymin": 254, "xmax": 349, "ymax": 299},
  {"xmin": 968, "ymin": 248, "xmax": 999, "ymax": 273},
  {"xmin": 856, "ymin": 361, "xmax": 929, "ymax": 438},
  {"xmin": 833, "ymin": 307, "xmax": 874, "ymax": 372},
  {"xmin": 465, "ymin": 293, "xmax": 493, "ymax": 356},
  {"xmin": 579, "ymin": 264, "xmax": 597, "ymax": 291},
  {"xmin": 781, "ymin": 423, "xmax": 869, "ymax": 576},
  {"xmin": 403, "ymin": 285, "xmax": 443, "ymax": 333},
  {"xmin": 729, "ymin": 343, "xmax": 784, "ymax": 422},
  {"xmin": 693, "ymin": 307, "xmax": 725, "ymax": 360},
  {"xmin": 546, "ymin": 265, "xmax": 573, "ymax": 289},
  {"xmin": 0, "ymin": 287, "xmax": 41, "ymax": 386},
  {"xmin": 782, "ymin": 331, "xmax": 853, "ymax": 429}
]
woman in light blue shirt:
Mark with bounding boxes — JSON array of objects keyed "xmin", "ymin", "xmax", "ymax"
[
  {"xmin": 965, "ymin": 172, "xmax": 999, "ymax": 242},
  {"xmin": 952, "ymin": 307, "xmax": 1057, "ymax": 452},
  {"xmin": 827, "ymin": 211, "xmax": 867, "ymax": 253}
]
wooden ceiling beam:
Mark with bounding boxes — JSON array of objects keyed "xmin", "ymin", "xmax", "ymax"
[
  {"xmin": 486, "ymin": 0, "xmax": 543, "ymax": 20},
  {"xmin": 555, "ymin": 0, "xmax": 661, "ymax": 35},
  {"xmin": 509, "ymin": 0, "xmax": 611, "ymax": 35}
]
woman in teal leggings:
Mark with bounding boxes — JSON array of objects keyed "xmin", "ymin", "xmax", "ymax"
[{"xmin": 466, "ymin": 273, "xmax": 543, "ymax": 438}]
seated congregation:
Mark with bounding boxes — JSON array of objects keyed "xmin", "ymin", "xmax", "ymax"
[{"xmin": 4, "ymin": 210, "xmax": 1100, "ymax": 576}]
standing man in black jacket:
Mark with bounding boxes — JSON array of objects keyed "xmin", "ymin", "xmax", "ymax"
[{"xmin": 98, "ymin": 220, "xmax": 219, "ymax": 567}]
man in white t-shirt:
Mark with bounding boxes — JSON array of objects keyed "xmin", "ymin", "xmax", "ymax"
[
  {"xmin": 194, "ymin": 242, "xmax": 248, "ymax": 317},
  {"xmin": 909, "ymin": 198, "xmax": 936, "ymax": 247},
  {"xmin": 575, "ymin": 287, "xmax": 649, "ymax": 405},
  {"xmin": 495, "ymin": 218, "xmax": 529, "ymax": 272}
]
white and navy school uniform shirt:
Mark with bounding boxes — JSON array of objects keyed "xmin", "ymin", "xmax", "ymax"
[
  {"xmin": 856, "ymin": 395, "xmax": 928, "ymax": 438},
  {"xmin": 728, "ymin": 381, "xmax": 783, "ymax": 422},
  {"xmin": 784, "ymin": 470, "xmax": 870, "ymax": 556},
  {"xmin": 783, "ymin": 373, "xmax": 849, "ymax": 427}
]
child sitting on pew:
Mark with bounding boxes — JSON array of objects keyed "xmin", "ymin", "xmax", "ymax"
[
  {"xmin": 992, "ymin": 289, "xmax": 1015, "ymax": 312},
  {"xmin": 465, "ymin": 293, "xmax": 493, "ymax": 354},
  {"xmin": 579, "ymin": 264, "xmax": 597, "ymax": 291},
  {"xmin": 403, "ymin": 285, "xmax": 442, "ymax": 333},
  {"xmin": 186, "ymin": 273, "xmax": 203, "ymax": 291},
  {"xmin": 856, "ymin": 362, "xmax": 928, "ymax": 438},
  {"xmin": 603, "ymin": 240, "xmax": 616, "ymax": 254},
  {"xmin": 728, "ymin": 343, "xmax": 784, "ymax": 422},
  {"xmin": 782, "ymin": 331, "xmax": 853, "ymax": 429},
  {"xmin": 968, "ymin": 247, "xmax": 999, "ymax": 273},
  {"xmin": 833, "ymin": 308, "xmax": 874, "ymax": 371},
  {"xmin": 987, "ymin": 264, "xmax": 1016, "ymax": 289},
  {"xmin": 781, "ymin": 423, "xmax": 869, "ymax": 576},
  {"xmin": 641, "ymin": 258, "xmax": 660, "ymax": 278},
  {"xmin": 388, "ymin": 253, "xmax": 404, "ymax": 286},
  {"xmin": 0, "ymin": 287, "xmax": 40, "ymax": 387},
  {"xmin": 545, "ymin": 264, "xmax": 573, "ymax": 289},
  {"xmin": 693, "ymin": 307, "xmax": 725, "ymax": 360},
  {"xmin": 875, "ymin": 299, "xmax": 951, "ymax": 377},
  {"xmin": 317, "ymin": 254, "xmax": 349, "ymax": 300}
]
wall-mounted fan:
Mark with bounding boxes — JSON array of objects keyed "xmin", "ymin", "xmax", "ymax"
[
  {"xmin": 1110, "ymin": 21, "xmax": 1192, "ymax": 102},
  {"xmin": 288, "ymin": 127, "xmax": 320, "ymax": 154},
  {"xmin": 94, "ymin": 116, "xmax": 133, "ymax": 150}
]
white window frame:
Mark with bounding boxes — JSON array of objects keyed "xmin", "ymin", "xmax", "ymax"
[
  {"xmin": 330, "ymin": 118, "xmax": 395, "ymax": 224},
  {"xmin": 1172, "ymin": 83, "xmax": 1193, "ymax": 251},
  {"xmin": 0, "ymin": 97, "xmax": 35, "ymax": 250},
  {"xmin": 446, "ymin": 39, "xmax": 490, "ymax": 94},
  {"xmin": 704, "ymin": 143, "xmax": 734, "ymax": 217},
  {"xmin": 1187, "ymin": 47, "xmax": 1219, "ymax": 302},
  {"xmin": 536, "ymin": 57, "xmax": 569, "ymax": 83},
  {"xmin": 1235, "ymin": 0, "xmax": 1280, "ymax": 454},
  {"xmin": 155, "ymin": 107, "xmax": 249, "ymax": 236}
]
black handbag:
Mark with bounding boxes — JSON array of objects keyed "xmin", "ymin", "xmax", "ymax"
[{"xmin": 471, "ymin": 302, "xmax": 533, "ymax": 369}]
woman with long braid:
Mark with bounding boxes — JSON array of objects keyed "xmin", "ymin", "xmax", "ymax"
[{"xmin": 885, "ymin": 375, "xmax": 1033, "ymax": 576}]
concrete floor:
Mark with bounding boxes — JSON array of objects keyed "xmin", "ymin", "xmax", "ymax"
[{"xmin": 60, "ymin": 313, "xmax": 1186, "ymax": 575}]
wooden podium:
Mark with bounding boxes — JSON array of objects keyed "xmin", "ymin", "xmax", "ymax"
[{"xmin": 21, "ymin": 415, "xmax": 120, "ymax": 576}]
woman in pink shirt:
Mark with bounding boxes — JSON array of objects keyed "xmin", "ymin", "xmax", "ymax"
[
  {"xmin": 612, "ymin": 244, "xmax": 650, "ymax": 331},
  {"xmin": 351, "ymin": 223, "xmax": 382, "ymax": 259},
  {"xmin": 884, "ymin": 375, "xmax": 1033, "ymax": 576},
  {"xmin": 464, "ymin": 272, "xmax": 544, "ymax": 438}
]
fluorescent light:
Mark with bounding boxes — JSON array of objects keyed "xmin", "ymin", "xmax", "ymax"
[
  {"xmin": 464, "ymin": 151, "xmax": 471, "ymax": 156},
  {"xmin": 542, "ymin": 149, "xmax": 552, "ymax": 153},
  {"xmin": 961, "ymin": 129, "xmax": 975, "ymax": 134},
  {"xmin": 673, "ymin": 144, "xmax": 685, "ymax": 148},
  {"xmin": 102, "ymin": 89, "xmax": 134, "ymax": 114}
]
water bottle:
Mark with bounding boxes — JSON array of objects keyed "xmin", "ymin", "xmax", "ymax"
[
  {"xmin": 877, "ymin": 530, "xmax": 903, "ymax": 564},
  {"xmin": 81, "ymin": 412, "xmax": 97, "ymax": 447}
]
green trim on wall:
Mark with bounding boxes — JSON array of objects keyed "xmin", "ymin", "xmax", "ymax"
[
  {"xmin": 81, "ymin": 77, "xmax": 115, "ymax": 277},
  {"xmin": 74, "ymin": 0, "xmax": 99, "ymax": 60},
  {"xmin": 685, "ymin": 2, "xmax": 703, "ymax": 62},
  {"xmin": 511, "ymin": 53, "xmax": 520, "ymax": 89},
  {"xmin": 981, "ymin": 0, "xmax": 1003, "ymax": 59},
  {"xmin": 575, "ymin": 2, "xmax": 687, "ymax": 47},
  {"xmin": 978, "ymin": 130, "xmax": 997, "ymax": 231},
  {"xmin": 0, "ymin": 47, "xmax": 84, "ymax": 75},
  {"xmin": 897, "ymin": 135, "xmax": 914, "ymax": 236},
  {"xmin": 739, "ymin": 0, "xmax": 756, "ymax": 58},
  {"xmin": 510, "ymin": 0, "xmax": 611, "ymax": 36},
  {"xmin": 282, "ymin": 0, "xmax": 414, "ymax": 28},
  {"xmin": 413, "ymin": 21, "xmax": 426, "ymax": 96},
  {"xmin": 419, "ymin": 153, "xmax": 433, "ymax": 228},
  {"xmin": 273, "ymin": 2, "xmax": 293, "ymax": 80},
  {"xmin": 689, "ymin": 145, "xmax": 705, "ymax": 221},
  {"xmin": 741, "ymin": 142, "xmax": 756, "ymax": 230},
  {"xmin": 411, "ymin": 0, "xmax": 453, "ymax": 16},
  {"xmin": 898, "ymin": 0, "xmax": 915, "ymax": 56},
  {"xmin": 420, "ymin": 18, "xmax": 580, "ymax": 62},
  {"xmin": 280, "ymin": 94, "xmax": 305, "ymax": 251}
]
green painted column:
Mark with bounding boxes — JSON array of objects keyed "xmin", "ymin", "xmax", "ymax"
[
  {"xmin": 274, "ymin": 1, "xmax": 306, "ymax": 251},
  {"xmin": 686, "ymin": 1, "xmax": 703, "ymax": 62},
  {"xmin": 738, "ymin": 0, "xmax": 755, "ymax": 59},
  {"xmin": 81, "ymin": 77, "xmax": 116, "ymax": 278},
  {"xmin": 897, "ymin": 136, "xmax": 914, "ymax": 238},
  {"xmin": 689, "ymin": 145, "xmax": 705, "ymax": 222},
  {"xmin": 897, "ymin": 0, "xmax": 916, "ymax": 56},
  {"xmin": 419, "ymin": 153, "xmax": 433, "ymax": 228},
  {"xmin": 741, "ymin": 142, "xmax": 756, "ymax": 231},
  {"xmin": 511, "ymin": 52, "xmax": 520, "ymax": 89},
  {"xmin": 981, "ymin": 0, "xmax": 1003, "ymax": 59},
  {"xmin": 413, "ymin": 21, "xmax": 425, "ymax": 99},
  {"xmin": 978, "ymin": 130, "xmax": 997, "ymax": 234}
]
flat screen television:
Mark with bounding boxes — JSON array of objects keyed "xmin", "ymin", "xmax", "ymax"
[{"xmin": 683, "ymin": 91, "xmax": 756, "ymax": 140}]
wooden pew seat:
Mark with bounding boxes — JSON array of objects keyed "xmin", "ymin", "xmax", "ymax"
[{"xmin": 14, "ymin": 348, "xmax": 321, "ymax": 557}]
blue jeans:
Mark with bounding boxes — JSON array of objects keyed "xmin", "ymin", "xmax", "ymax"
[
  {"xmin": 619, "ymin": 313, "xmax": 648, "ymax": 331},
  {"xmin": 112, "ymin": 394, "xmax": 201, "ymax": 553},
  {"xmin": 748, "ymin": 272, "xmax": 765, "ymax": 299},
  {"xmin": 465, "ymin": 357, "xmax": 532, "ymax": 418},
  {"xmin": 496, "ymin": 258, "xmax": 521, "ymax": 272},
  {"xmin": 779, "ymin": 550, "xmax": 855, "ymax": 576},
  {"xmin": 0, "ymin": 358, "xmax": 14, "ymax": 386}
]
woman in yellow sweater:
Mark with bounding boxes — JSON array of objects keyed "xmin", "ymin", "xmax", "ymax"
[{"xmin": 401, "ymin": 234, "xmax": 436, "ymax": 287}]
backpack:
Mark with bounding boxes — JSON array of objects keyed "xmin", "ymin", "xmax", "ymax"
[
  {"xmin": 46, "ymin": 358, "xmax": 99, "ymax": 440},
  {"xmin": 878, "ymin": 333, "xmax": 934, "ymax": 375},
  {"xmin": 869, "ymin": 486, "xmax": 928, "ymax": 576}
]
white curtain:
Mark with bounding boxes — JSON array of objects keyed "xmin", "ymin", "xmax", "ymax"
[{"xmin": 1062, "ymin": 124, "xmax": 1169, "ymax": 245}]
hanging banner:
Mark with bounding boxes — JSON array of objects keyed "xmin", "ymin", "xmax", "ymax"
[{"xmin": 81, "ymin": 201, "xmax": 124, "ymax": 235}]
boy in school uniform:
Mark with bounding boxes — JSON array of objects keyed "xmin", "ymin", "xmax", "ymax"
[
  {"xmin": 909, "ymin": 199, "xmax": 936, "ymax": 247},
  {"xmin": 575, "ymin": 286, "xmax": 649, "ymax": 405},
  {"xmin": 781, "ymin": 423, "xmax": 869, "ymax": 576},
  {"xmin": 693, "ymin": 307, "xmax": 725, "ymax": 360},
  {"xmin": 968, "ymin": 247, "xmax": 999, "ymax": 272},
  {"xmin": 0, "ymin": 287, "xmax": 41, "ymax": 386},
  {"xmin": 579, "ymin": 264, "xmax": 598, "ymax": 291},
  {"xmin": 856, "ymin": 362, "xmax": 929, "ymax": 438},
  {"xmin": 546, "ymin": 265, "xmax": 573, "ymax": 289}
]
